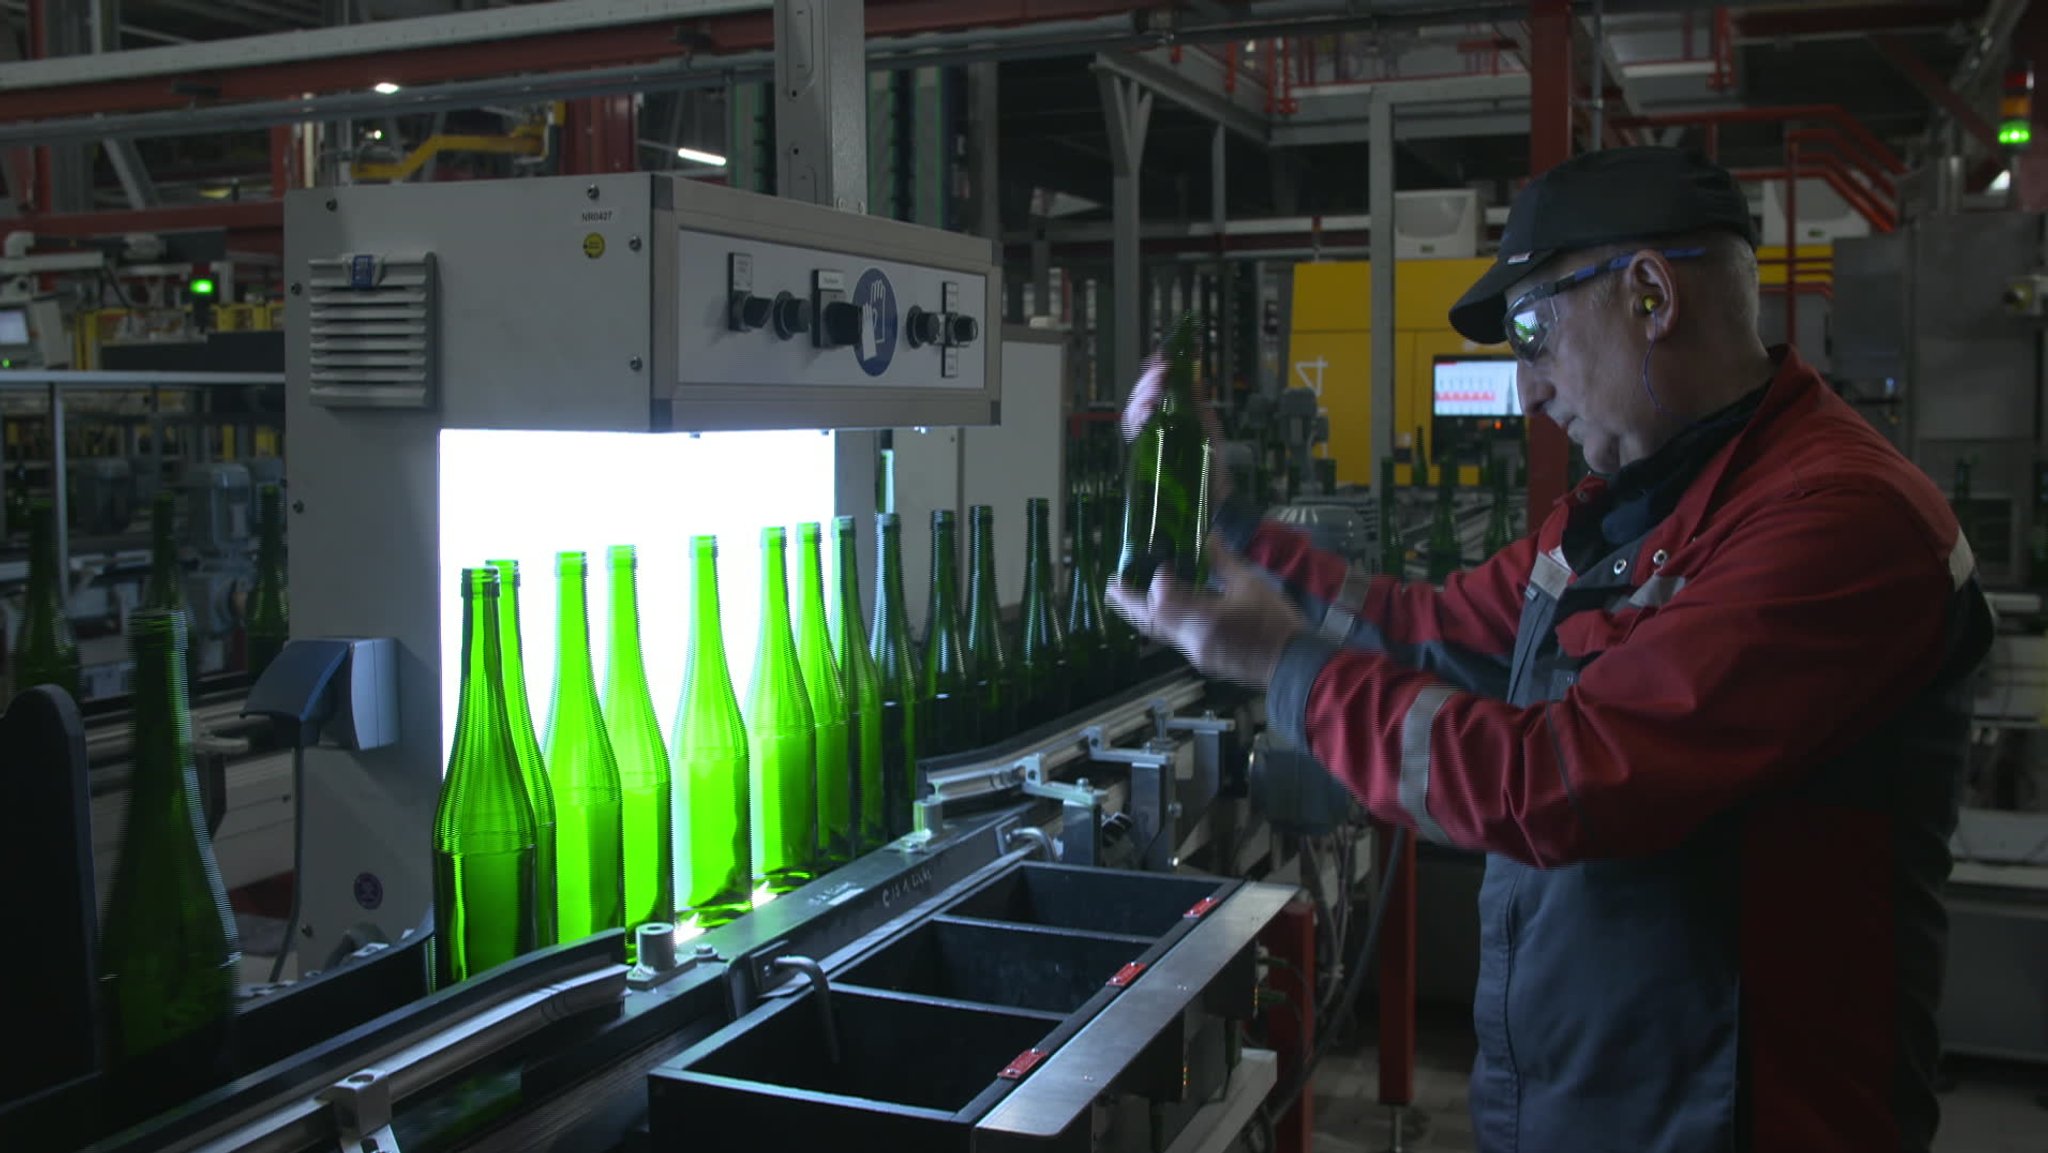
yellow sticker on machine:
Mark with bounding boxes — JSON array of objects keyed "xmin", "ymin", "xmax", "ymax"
[{"xmin": 582, "ymin": 232, "xmax": 606, "ymax": 259}]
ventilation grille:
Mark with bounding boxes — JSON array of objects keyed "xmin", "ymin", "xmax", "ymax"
[{"xmin": 306, "ymin": 252, "xmax": 437, "ymax": 408}]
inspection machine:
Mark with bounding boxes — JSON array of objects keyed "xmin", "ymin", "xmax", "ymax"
[{"xmin": 5, "ymin": 172, "xmax": 1329, "ymax": 1153}]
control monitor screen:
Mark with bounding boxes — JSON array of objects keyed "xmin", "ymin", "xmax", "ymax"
[
  {"xmin": 1432, "ymin": 356, "xmax": 1522, "ymax": 419},
  {"xmin": 0, "ymin": 308, "xmax": 28, "ymax": 347}
]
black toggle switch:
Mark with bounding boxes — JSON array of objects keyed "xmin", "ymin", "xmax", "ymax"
[
  {"xmin": 818, "ymin": 299, "xmax": 864, "ymax": 348},
  {"xmin": 728, "ymin": 292, "xmax": 773, "ymax": 331},
  {"xmin": 945, "ymin": 314, "xmax": 980, "ymax": 347},
  {"xmin": 772, "ymin": 291, "xmax": 812, "ymax": 340},
  {"xmin": 905, "ymin": 306, "xmax": 944, "ymax": 348}
]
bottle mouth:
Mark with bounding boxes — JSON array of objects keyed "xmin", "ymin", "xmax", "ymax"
[
  {"xmin": 797, "ymin": 521, "xmax": 822, "ymax": 540},
  {"xmin": 877, "ymin": 512, "xmax": 900, "ymax": 529},
  {"xmin": 555, "ymin": 551, "xmax": 588, "ymax": 575},
  {"xmin": 485, "ymin": 558, "xmax": 522, "ymax": 588},
  {"xmin": 761, "ymin": 525, "xmax": 786, "ymax": 544},
  {"xmin": 608, "ymin": 544, "xmax": 637, "ymax": 567},
  {"xmin": 691, "ymin": 534, "xmax": 717, "ymax": 555},
  {"xmin": 461, "ymin": 567, "xmax": 502, "ymax": 595}
]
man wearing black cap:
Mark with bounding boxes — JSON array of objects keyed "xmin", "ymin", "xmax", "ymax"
[{"xmin": 1109, "ymin": 146, "xmax": 1992, "ymax": 1152}]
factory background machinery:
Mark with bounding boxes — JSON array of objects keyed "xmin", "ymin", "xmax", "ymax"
[{"xmin": 4, "ymin": 2, "xmax": 2048, "ymax": 1152}]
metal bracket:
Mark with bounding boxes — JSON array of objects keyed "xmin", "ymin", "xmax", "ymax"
[
  {"xmin": 1167, "ymin": 711, "xmax": 1237, "ymax": 735},
  {"xmin": 1082, "ymin": 725, "xmax": 1178, "ymax": 771},
  {"xmin": 625, "ymin": 942, "xmax": 724, "ymax": 993},
  {"xmin": 316, "ymin": 1068, "xmax": 400, "ymax": 1153}
]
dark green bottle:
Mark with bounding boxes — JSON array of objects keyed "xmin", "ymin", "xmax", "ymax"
[
  {"xmin": 1117, "ymin": 313, "xmax": 1214, "ymax": 589},
  {"xmin": 1063, "ymin": 495, "xmax": 1114, "ymax": 705},
  {"xmin": 795, "ymin": 523, "xmax": 855, "ymax": 869},
  {"xmin": 1379, "ymin": 457, "xmax": 1404, "ymax": 577},
  {"xmin": 1428, "ymin": 469, "xmax": 1461, "ymax": 583},
  {"xmin": 868, "ymin": 513, "xmax": 921, "ymax": 842},
  {"xmin": 245, "ymin": 483, "xmax": 289, "ymax": 681},
  {"xmin": 545, "ymin": 552, "xmax": 625, "ymax": 942},
  {"xmin": 15, "ymin": 499, "xmax": 80, "ymax": 698},
  {"xmin": 831, "ymin": 516, "xmax": 887, "ymax": 854},
  {"xmin": 143, "ymin": 491, "xmax": 185, "ymax": 614},
  {"xmin": 97, "ymin": 609, "xmax": 241, "ymax": 1060},
  {"xmin": 747, "ymin": 527, "xmax": 817, "ymax": 895},
  {"xmin": 1017, "ymin": 497, "xmax": 1071, "ymax": 729},
  {"xmin": 604, "ymin": 545, "xmax": 673, "ymax": 961},
  {"xmin": 963, "ymin": 505, "xmax": 1015, "ymax": 743},
  {"xmin": 488, "ymin": 559, "xmax": 557, "ymax": 946},
  {"xmin": 1482, "ymin": 462, "xmax": 1513, "ymax": 557},
  {"xmin": 672, "ymin": 536, "xmax": 752, "ymax": 930},
  {"xmin": 431, "ymin": 570, "xmax": 537, "ymax": 988},
  {"xmin": 921, "ymin": 509, "xmax": 976, "ymax": 759}
]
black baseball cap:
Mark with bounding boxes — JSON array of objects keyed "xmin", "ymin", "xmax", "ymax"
[{"xmin": 1449, "ymin": 146, "xmax": 1760, "ymax": 345}]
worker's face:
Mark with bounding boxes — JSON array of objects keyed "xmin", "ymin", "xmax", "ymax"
[{"xmin": 1508, "ymin": 249, "xmax": 1665, "ymax": 474}]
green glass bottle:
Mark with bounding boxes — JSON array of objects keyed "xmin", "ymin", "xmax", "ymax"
[
  {"xmin": 1063, "ymin": 495, "xmax": 1114, "ymax": 705},
  {"xmin": 488, "ymin": 559, "xmax": 557, "ymax": 947},
  {"xmin": 245, "ymin": 483, "xmax": 290, "ymax": 681},
  {"xmin": 868, "ymin": 513, "xmax": 921, "ymax": 842},
  {"xmin": 431, "ymin": 569, "xmax": 537, "ymax": 988},
  {"xmin": 921, "ymin": 509, "xmax": 976, "ymax": 759},
  {"xmin": 15, "ymin": 499, "xmax": 80, "ymax": 699},
  {"xmin": 97, "ymin": 609, "xmax": 241, "ymax": 1062},
  {"xmin": 1428, "ymin": 468, "xmax": 1461, "ymax": 583},
  {"xmin": 603, "ymin": 545, "xmax": 674, "ymax": 961},
  {"xmin": 1017, "ymin": 497, "xmax": 1071, "ymax": 730},
  {"xmin": 671, "ymin": 536, "xmax": 752, "ymax": 930},
  {"xmin": 795, "ymin": 523, "xmax": 855, "ymax": 869},
  {"xmin": 143, "ymin": 491, "xmax": 185, "ymax": 613},
  {"xmin": 963, "ymin": 505, "xmax": 1015, "ymax": 743},
  {"xmin": 1117, "ymin": 313, "xmax": 1214, "ymax": 589},
  {"xmin": 747, "ymin": 527, "xmax": 818, "ymax": 895},
  {"xmin": 1482, "ymin": 462, "xmax": 1513, "ymax": 557},
  {"xmin": 545, "ymin": 551, "xmax": 625, "ymax": 942},
  {"xmin": 831, "ymin": 516, "xmax": 887, "ymax": 854},
  {"xmin": 1379, "ymin": 457, "xmax": 1404, "ymax": 577}
]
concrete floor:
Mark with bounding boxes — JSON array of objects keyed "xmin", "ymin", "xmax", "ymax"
[{"xmin": 1306, "ymin": 1018, "xmax": 2048, "ymax": 1153}]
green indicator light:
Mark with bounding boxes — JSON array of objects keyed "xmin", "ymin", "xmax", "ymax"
[
  {"xmin": 190, "ymin": 278, "xmax": 217, "ymax": 296},
  {"xmin": 2000, "ymin": 119, "xmax": 2032, "ymax": 147}
]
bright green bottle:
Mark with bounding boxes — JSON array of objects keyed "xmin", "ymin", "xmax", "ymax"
[
  {"xmin": 604, "ymin": 545, "xmax": 674, "ymax": 961},
  {"xmin": 795, "ymin": 523, "xmax": 855, "ymax": 870},
  {"xmin": 1117, "ymin": 313, "xmax": 1214, "ymax": 588},
  {"xmin": 488, "ymin": 559, "xmax": 557, "ymax": 947},
  {"xmin": 830, "ymin": 516, "xmax": 887, "ymax": 854},
  {"xmin": 672, "ymin": 536, "xmax": 752, "ymax": 930},
  {"xmin": 545, "ymin": 552, "xmax": 625, "ymax": 942},
  {"xmin": 142, "ymin": 491, "xmax": 185, "ymax": 613},
  {"xmin": 97, "ymin": 609, "xmax": 240, "ymax": 1060},
  {"xmin": 747, "ymin": 527, "xmax": 818, "ymax": 895},
  {"xmin": 15, "ymin": 499, "xmax": 80, "ymax": 698},
  {"xmin": 245, "ymin": 483, "xmax": 290, "ymax": 681},
  {"xmin": 964, "ymin": 505, "xmax": 1015, "ymax": 743},
  {"xmin": 921, "ymin": 509, "xmax": 976, "ymax": 758},
  {"xmin": 1016, "ymin": 497, "xmax": 1071, "ymax": 730},
  {"xmin": 1063, "ymin": 495, "xmax": 1113, "ymax": 705},
  {"xmin": 868, "ymin": 513, "xmax": 921, "ymax": 842}
]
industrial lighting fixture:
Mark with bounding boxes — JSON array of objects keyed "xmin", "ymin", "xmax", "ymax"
[
  {"xmin": 676, "ymin": 146, "xmax": 728, "ymax": 167},
  {"xmin": 2000, "ymin": 62, "xmax": 2033, "ymax": 148},
  {"xmin": 1991, "ymin": 169, "xmax": 2013, "ymax": 193},
  {"xmin": 373, "ymin": 81, "xmax": 402, "ymax": 95}
]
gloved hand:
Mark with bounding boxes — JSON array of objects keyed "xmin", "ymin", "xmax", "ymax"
[
  {"xmin": 1105, "ymin": 535, "xmax": 1307, "ymax": 690},
  {"xmin": 1121, "ymin": 357, "xmax": 1233, "ymax": 505}
]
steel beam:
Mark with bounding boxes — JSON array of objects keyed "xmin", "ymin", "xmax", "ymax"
[
  {"xmin": 13, "ymin": 198, "xmax": 282, "ymax": 237},
  {"xmin": 1369, "ymin": 89, "xmax": 1396, "ymax": 482},
  {"xmin": 1869, "ymin": 32, "xmax": 2005, "ymax": 157},
  {"xmin": 1092, "ymin": 45, "xmax": 1268, "ymax": 144},
  {"xmin": 1100, "ymin": 69, "xmax": 1151, "ymax": 396},
  {"xmin": 775, "ymin": 0, "xmax": 866, "ymax": 212},
  {"xmin": 1610, "ymin": 104, "xmax": 1906, "ymax": 175}
]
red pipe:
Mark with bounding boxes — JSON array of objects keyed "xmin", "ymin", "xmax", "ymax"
[
  {"xmin": 1788, "ymin": 127, "xmax": 1896, "ymax": 199},
  {"xmin": 1711, "ymin": 7, "xmax": 1736, "ymax": 93},
  {"xmin": 1260, "ymin": 897, "xmax": 1317, "ymax": 1153},
  {"xmin": 1610, "ymin": 104, "xmax": 1905, "ymax": 174}
]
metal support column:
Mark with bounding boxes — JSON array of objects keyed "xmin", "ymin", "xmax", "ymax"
[
  {"xmin": 1212, "ymin": 125, "xmax": 1234, "ymax": 396},
  {"xmin": 776, "ymin": 0, "xmax": 867, "ymax": 212},
  {"xmin": 566, "ymin": 95, "xmax": 636, "ymax": 175},
  {"xmin": 1369, "ymin": 89, "xmax": 1397, "ymax": 484},
  {"xmin": 1100, "ymin": 70, "xmax": 1152, "ymax": 395},
  {"xmin": 970, "ymin": 62, "xmax": 1001, "ymax": 241},
  {"xmin": 1526, "ymin": 0, "xmax": 1576, "ymax": 513}
]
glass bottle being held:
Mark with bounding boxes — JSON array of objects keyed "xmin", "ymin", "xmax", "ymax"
[
  {"xmin": 831, "ymin": 516, "xmax": 887, "ymax": 854},
  {"xmin": 671, "ymin": 535, "xmax": 752, "ymax": 931},
  {"xmin": 545, "ymin": 551, "xmax": 625, "ymax": 941},
  {"xmin": 430, "ymin": 570, "xmax": 537, "ymax": 989},
  {"xmin": 868, "ymin": 513, "xmax": 921, "ymax": 842},
  {"xmin": 963, "ymin": 505, "xmax": 1015, "ymax": 744},
  {"xmin": 747, "ymin": 527, "xmax": 818, "ymax": 895},
  {"xmin": 15, "ymin": 499, "xmax": 80, "ymax": 699},
  {"xmin": 1117, "ymin": 313, "xmax": 1214, "ymax": 589},
  {"xmin": 246, "ymin": 483, "xmax": 290, "ymax": 681},
  {"xmin": 603, "ymin": 545, "xmax": 674, "ymax": 961},
  {"xmin": 921, "ymin": 509, "xmax": 977, "ymax": 760},
  {"xmin": 1063, "ymin": 496, "xmax": 1114, "ymax": 705},
  {"xmin": 489, "ymin": 559, "xmax": 557, "ymax": 946},
  {"xmin": 795, "ymin": 523, "xmax": 855, "ymax": 870},
  {"xmin": 97, "ymin": 609, "xmax": 241, "ymax": 1061},
  {"xmin": 1016, "ymin": 497, "xmax": 1071, "ymax": 730}
]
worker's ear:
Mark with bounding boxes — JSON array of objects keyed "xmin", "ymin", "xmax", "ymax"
[{"xmin": 1623, "ymin": 248, "xmax": 1680, "ymax": 343}]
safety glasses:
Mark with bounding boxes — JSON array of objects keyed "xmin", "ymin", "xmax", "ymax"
[{"xmin": 1504, "ymin": 246, "xmax": 1706, "ymax": 360}]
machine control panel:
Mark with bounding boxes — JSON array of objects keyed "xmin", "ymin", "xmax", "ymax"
[{"xmin": 686, "ymin": 229, "xmax": 989, "ymax": 393}]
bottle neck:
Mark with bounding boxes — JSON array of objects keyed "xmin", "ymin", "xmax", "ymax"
[
  {"xmin": 1024, "ymin": 507, "xmax": 1053, "ymax": 594},
  {"xmin": 27, "ymin": 508, "xmax": 59, "ymax": 600},
  {"xmin": 607, "ymin": 557, "xmax": 649, "ymax": 690},
  {"xmin": 688, "ymin": 551, "xmax": 728, "ymax": 663},
  {"xmin": 967, "ymin": 517, "xmax": 998, "ymax": 616},
  {"xmin": 256, "ymin": 494, "xmax": 284, "ymax": 570},
  {"xmin": 497, "ymin": 574, "xmax": 527, "ymax": 678},
  {"xmin": 833, "ymin": 526, "xmax": 862, "ymax": 631},
  {"xmin": 927, "ymin": 520, "xmax": 960, "ymax": 630},
  {"xmin": 458, "ymin": 583, "xmax": 510, "ymax": 755},
  {"xmin": 759, "ymin": 536, "xmax": 792, "ymax": 633},
  {"xmin": 798, "ymin": 531, "xmax": 828, "ymax": 618},
  {"xmin": 127, "ymin": 629, "xmax": 194, "ymax": 811},
  {"xmin": 554, "ymin": 562, "xmax": 597, "ymax": 695},
  {"xmin": 1159, "ymin": 364, "xmax": 1198, "ymax": 414},
  {"xmin": 876, "ymin": 524, "xmax": 907, "ymax": 626}
]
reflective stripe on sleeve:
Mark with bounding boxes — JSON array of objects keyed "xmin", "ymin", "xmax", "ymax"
[{"xmin": 1398, "ymin": 683, "xmax": 1457, "ymax": 845}]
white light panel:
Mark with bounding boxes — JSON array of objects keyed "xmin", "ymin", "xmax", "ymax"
[{"xmin": 438, "ymin": 428, "xmax": 840, "ymax": 760}]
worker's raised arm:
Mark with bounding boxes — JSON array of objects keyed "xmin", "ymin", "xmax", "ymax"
[{"xmin": 1267, "ymin": 484, "xmax": 1977, "ymax": 867}]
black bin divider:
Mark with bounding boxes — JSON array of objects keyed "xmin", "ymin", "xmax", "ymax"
[
  {"xmin": 835, "ymin": 917, "xmax": 1154, "ymax": 1015},
  {"xmin": 940, "ymin": 862, "xmax": 1229, "ymax": 939}
]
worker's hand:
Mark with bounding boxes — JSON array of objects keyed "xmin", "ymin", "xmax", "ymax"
[
  {"xmin": 1121, "ymin": 357, "xmax": 1233, "ymax": 504},
  {"xmin": 1105, "ymin": 536, "xmax": 1306, "ymax": 690}
]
